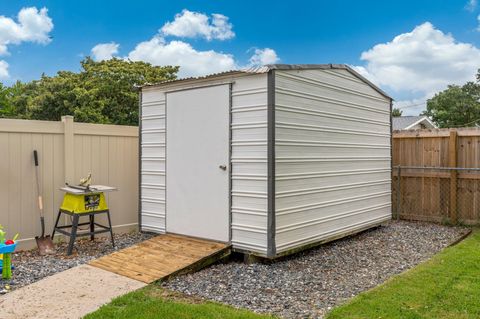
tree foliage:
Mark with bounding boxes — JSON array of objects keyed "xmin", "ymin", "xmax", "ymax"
[
  {"xmin": 423, "ymin": 76, "xmax": 480, "ymax": 128},
  {"xmin": 391, "ymin": 108, "xmax": 403, "ymax": 117},
  {"xmin": 0, "ymin": 58, "xmax": 178, "ymax": 125}
]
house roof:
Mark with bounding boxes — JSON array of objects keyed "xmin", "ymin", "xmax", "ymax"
[
  {"xmin": 140, "ymin": 64, "xmax": 392, "ymax": 100},
  {"xmin": 393, "ymin": 116, "xmax": 437, "ymax": 130}
]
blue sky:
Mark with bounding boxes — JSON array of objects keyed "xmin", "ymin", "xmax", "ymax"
[{"xmin": 1, "ymin": 1, "xmax": 480, "ymax": 114}]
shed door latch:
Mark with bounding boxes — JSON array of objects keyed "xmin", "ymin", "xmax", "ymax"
[{"xmin": 219, "ymin": 165, "xmax": 227, "ymax": 171}]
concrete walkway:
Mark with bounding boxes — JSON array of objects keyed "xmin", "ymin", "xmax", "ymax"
[{"xmin": 0, "ymin": 264, "xmax": 146, "ymax": 319}]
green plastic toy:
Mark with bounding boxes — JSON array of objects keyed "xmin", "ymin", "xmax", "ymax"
[
  {"xmin": 2, "ymin": 254, "xmax": 11, "ymax": 279},
  {"xmin": 0, "ymin": 226, "xmax": 5, "ymax": 244},
  {"xmin": 0, "ymin": 227, "xmax": 18, "ymax": 280}
]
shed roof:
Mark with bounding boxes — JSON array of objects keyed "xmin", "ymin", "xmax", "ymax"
[
  {"xmin": 140, "ymin": 64, "xmax": 392, "ymax": 100},
  {"xmin": 393, "ymin": 116, "xmax": 437, "ymax": 130}
]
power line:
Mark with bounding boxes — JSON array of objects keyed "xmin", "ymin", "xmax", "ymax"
[
  {"xmin": 448, "ymin": 118, "xmax": 480, "ymax": 128},
  {"xmin": 394, "ymin": 102, "xmax": 426, "ymax": 109}
]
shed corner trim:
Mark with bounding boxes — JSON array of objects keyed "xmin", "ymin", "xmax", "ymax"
[{"xmin": 267, "ymin": 69, "xmax": 276, "ymax": 258}]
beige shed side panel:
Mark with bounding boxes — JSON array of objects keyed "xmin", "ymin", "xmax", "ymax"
[
  {"xmin": 231, "ymin": 74, "xmax": 268, "ymax": 255},
  {"xmin": 274, "ymin": 69, "xmax": 391, "ymax": 254},
  {"xmin": 141, "ymin": 88, "xmax": 166, "ymax": 233},
  {"xmin": 140, "ymin": 74, "xmax": 269, "ymax": 255}
]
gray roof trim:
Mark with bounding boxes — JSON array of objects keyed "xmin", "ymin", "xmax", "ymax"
[
  {"xmin": 138, "ymin": 66, "xmax": 269, "ymax": 89},
  {"xmin": 266, "ymin": 64, "xmax": 348, "ymax": 70},
  {"xmin": 265, "ymin": 64, "xmax": 392, "ymax": 100},
  {"xmin": 343, "ymin": 66, "xmax": 393, "ymax": 101},
  {"xmin": 138, "ymin": 64, "xmax": 393, "ymax": 101}
]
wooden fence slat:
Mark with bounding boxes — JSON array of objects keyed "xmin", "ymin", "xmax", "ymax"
[
  {"xmin": 449, "ymin": 130, "xmax": 458, "ymax": 223},
  {"xmin": 393, "ymin": 127, "xmax": 480, "ymax": 225}
]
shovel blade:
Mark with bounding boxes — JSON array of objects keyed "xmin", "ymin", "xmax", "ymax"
[{"xmin": 35, "ymin": 235, "xmax": 55, "ymax": 255}]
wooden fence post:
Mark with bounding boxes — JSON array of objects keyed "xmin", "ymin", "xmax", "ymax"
[
  {"xmin": 449, "ymin": 129, "xmax": 458, "ymax": 224},
  {"xmin": 396, "ymin": 166, "xmax": 401, "ymax": 220}
]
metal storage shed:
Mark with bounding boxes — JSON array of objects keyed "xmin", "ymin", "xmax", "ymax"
[{"xmin": 139, "ymin": 64, "xmax": 392, "ymax": 258}]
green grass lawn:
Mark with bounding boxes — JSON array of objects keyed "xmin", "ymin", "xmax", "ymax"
[
  {"xmin": 327, "ymin": 229, "xmax": 479, "ymax": 319},
  {"xmin": 86, "ymin": 230, "xmax": 477, "ymax": 319},
  {"xmin": 84, "ymin": 285, "xmax": 274, "ymax": 319}
]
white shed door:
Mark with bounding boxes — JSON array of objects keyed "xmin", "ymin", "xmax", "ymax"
[{"xmin": 166, "ymin": 85, "xmax": 230, "ymax": 242}]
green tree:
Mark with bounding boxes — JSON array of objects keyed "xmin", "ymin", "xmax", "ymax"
[
  {"xmin": 0, "ymin": 81, "xmax": 34, "ymax": 118},
  {"xmin": 392, "ymin": 108, "xmax": 403, "ymax": 117},
  {"xmin": 1, "ymin": 58, "xmax": 178, "ymax": 125},
  {"xmin": 423, "ymin": 81, "xmax": 480, "ymax": 128},
  {"xmin": 0, "ymin": 83, "xmax": 11, "ymax": 116}
]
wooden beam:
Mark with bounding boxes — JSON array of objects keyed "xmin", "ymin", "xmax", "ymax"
[
  {"xmin": 392, "ymin": 171, "xmax": 480, "ymax": 180},
  {"xmin": 393, "ymin": 128, "xmax": 480, "ymax": 139},
  {"xmin": 393, "ymin": 129, "xmax": 450, "ymax": 138},
  {"xmin": 396, "ymin": 166, "xmax": 401, "ymax": 219},
  {"xmin": 449, "ymin": 130, "xmax": 458, "ymax": 223},
  {"xmin": 392, "ymin": 171, "xmax": 450, "ymax": 178}
]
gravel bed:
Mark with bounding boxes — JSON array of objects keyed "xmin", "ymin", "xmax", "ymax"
[
  {"xmin": 163, "ymin": 220, "xmax": 469, "ymax": 318},
  {"xmin": 0, "ymin": 232, "xmax": 154, "ymax": 292}
]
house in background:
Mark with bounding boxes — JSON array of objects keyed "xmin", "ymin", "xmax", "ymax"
[{"xmin": 393, "ymin": 116, "xmax": 437, "ymax": 130}]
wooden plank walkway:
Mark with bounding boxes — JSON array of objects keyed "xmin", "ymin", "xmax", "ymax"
[{"xmin": 89, "ymin": 234, "xmax": 231, "ymax": 283}]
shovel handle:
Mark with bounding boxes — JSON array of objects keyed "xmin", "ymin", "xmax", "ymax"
[
  {"xmin": 34, "ymin": 150, "xmax": 39, "ymax": 166},
  {"xmin": 38, "ymin": 196, "xmax": 43, "ymax": 210}
]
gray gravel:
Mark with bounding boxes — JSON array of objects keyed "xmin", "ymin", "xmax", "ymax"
[
  {"xmin": 0, "ymin": 232, "xmax": 154, "ymax": 292},
  {"xmin": 163, "ymin": 220, "xmax": 469, "ymax": 318}
]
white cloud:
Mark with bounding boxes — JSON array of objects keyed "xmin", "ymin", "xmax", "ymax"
[
  {"xmin": 124, "ymin": 10, "xmax": 279, "ymax": 78},
  {"xmin": 249, "ymin": 48, "xmax": 279, "ymax": 65},
  {"xmin": 128, "ymin": 36, "xmax": 236, "ymax": 77},
  {"xmin": 0, "ymin": 7, "xmax": 53, "ymax": 56},
  {"xmin": 91, "ymin": 42, "xmax": 119, "ymax": 61},
  {"xmin": 0, "ymin": 60, "xmax": 9, "ymax": 79},
  {"xmin": 160, "ymin": 9, "xmax": 234, "ymax": 41},
  {"xmin": 0, "ymin": 7, "xmax": 53, "ymax": 79},
  {"xmin": 356, "ymin": 22, "xmax": 480, "ymax": 115},
  {"xmin": 466, "ymin": 0, "xmax": 478, "ymax": 11}
]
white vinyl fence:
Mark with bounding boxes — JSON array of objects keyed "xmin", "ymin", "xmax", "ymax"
[{"xmin": 0, "ymin": 116, "xmax": 139, "ymax": 249}]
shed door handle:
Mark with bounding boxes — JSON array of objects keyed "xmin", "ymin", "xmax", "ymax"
[{"xmin": 219, "ymin": 165, "xmax": 227, "ymax": 171}]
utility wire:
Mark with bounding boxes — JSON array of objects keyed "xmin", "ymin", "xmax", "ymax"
[
  {"xmin": 394, "ymin": 102, "xmax": 426, "ymax": 109},
  {"xmin": 447, "ymin": 118, "xmax": 480, "ymax": 128}
]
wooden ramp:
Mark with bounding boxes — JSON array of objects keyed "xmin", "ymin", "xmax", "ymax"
[{"xmin": 89, "ymin": 234, "xmax": 231, "ymax": 283}]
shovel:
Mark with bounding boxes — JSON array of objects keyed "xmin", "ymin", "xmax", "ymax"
[{"xmin": 33, "ymin": 150, "xmax": 55, "ymax": 255}]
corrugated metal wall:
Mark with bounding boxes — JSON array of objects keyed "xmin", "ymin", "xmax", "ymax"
[
  {"xmin": 140, "ymin": 89, "xmax": 166, "ymax": 233},
  {"xmin": 274, "ymin": 69, "xmax": 392, "ymax": 254},
  {"xmin": 140, "ymin": 74, "xmax": 269, "ymax": 255},
  {"xmin": 230, "ymin": 75, "xmax": 268, "ymax": 254}
]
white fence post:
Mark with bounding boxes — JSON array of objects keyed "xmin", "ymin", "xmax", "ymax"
[{"xmin": 62, "ymin": 115, "xmax": 74, "ymax": 185}]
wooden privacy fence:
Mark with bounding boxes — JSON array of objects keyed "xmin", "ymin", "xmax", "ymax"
[
  {"xmin": 393, "ymin": 128, "xmax": 480, "ymax": 224},
  {"xmin": 0, "ymin": 116, "xmax": 139, "ymax": 249}
]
